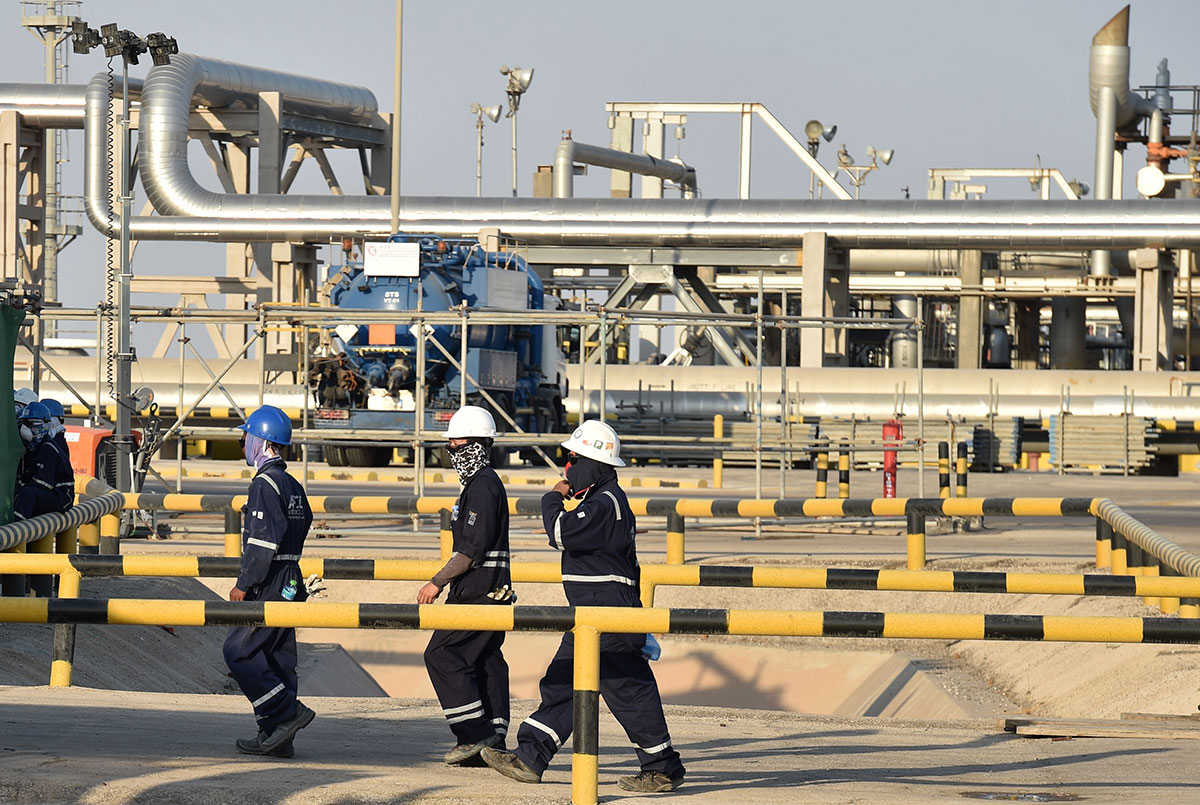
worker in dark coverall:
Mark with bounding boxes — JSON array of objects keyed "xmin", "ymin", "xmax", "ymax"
[
  {"xmin": 223, "ymin": 405, "xmax": 315, "ymax": 758},
  {"xmin": 482, "ymin": 420, "xmax": 686, "ymax": 794},
  {"xmin": 13, "ymin": 401, "xmax": 73, "ymax": 521},
  {"xmin": 420, "ymin": 405, "xmax": 514, "ymax": 765}
]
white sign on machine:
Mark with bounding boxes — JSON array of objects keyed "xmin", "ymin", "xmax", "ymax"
[{"xmin": 363, "ymin": 242, "xmax": 420, "ymax": 277}]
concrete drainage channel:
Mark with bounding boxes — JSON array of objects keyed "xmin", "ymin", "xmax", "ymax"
[{"xmin": 294, "ymin": 629, "xmax": 996, "ymax": 720}]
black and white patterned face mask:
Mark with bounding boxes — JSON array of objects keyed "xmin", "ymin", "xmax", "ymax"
[{"xmin": 449, "ymin": 441, "xmax": 490, "ymax": 483}]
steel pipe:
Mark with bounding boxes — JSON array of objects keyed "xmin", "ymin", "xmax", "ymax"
[
  {"xmin": 552, "ymin": 138, "xmax": 696, "ymax": 198},
  {"xmin": 72, "ymin": 54, "xmax": 1200, "ymax": 248}
]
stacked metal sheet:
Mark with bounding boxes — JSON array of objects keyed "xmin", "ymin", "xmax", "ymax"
[{"xmin": 1047, "ymin": 415, "xmax": 1158, "ymax": 472}]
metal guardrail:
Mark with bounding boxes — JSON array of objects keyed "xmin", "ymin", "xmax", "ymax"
[{"xmin": 4, "ymin": 597, "xmax": 1200, "ymax": 805}]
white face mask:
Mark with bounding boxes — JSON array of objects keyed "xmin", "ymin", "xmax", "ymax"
[{"xmin": 18, "ymin": 424, "xmax": 33, "ymax": 446}]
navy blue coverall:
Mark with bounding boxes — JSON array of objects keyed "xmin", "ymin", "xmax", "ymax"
[
  {"xmin": 509, "ymin": 475, "xmax": 685, "ymax": 778},
  {"xmin": 222, "ymin": 458, "xmax": 313, "ymax": 732},
  {"xmin": 424, "ymin": 466, "xmax": 513, "ymax": 744},
  {"xmin": 13, "ymin": 437, "xmax": 73, "ymax": 520}
]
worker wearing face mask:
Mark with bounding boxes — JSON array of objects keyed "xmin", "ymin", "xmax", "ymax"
[
  {"xmin": 223, "ymin": 405, "xmax": 315, "ymax": 759},
  {"xmin": 420, "ymin": 405, "xmax": 513, "ymax": 766},
  {"xmin": 482, "ymin": 420, "xmax": 685, "ymax": 794},
  {"xmin": 39, "ymin": 398, "xmax": 70, "ymax": 459},
  {"xmin": 13, "ymin": 401, "xmax": 73, "ymax": 522}
]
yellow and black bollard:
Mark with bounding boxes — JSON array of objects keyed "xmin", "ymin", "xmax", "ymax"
[
  {"xmin": 50, "ymin": 568, "xmax": 82, "ymax": 687},
  {"xmin": 77, "ymin": 520, "xmax": 100, "ymax": 555},
  {"xmin": 1110, "ymin": 530, "xmax": 1128, "ymax": 575},
  {"xmin": 666, "ymin": 512, "xmax": 685, "ymax": 566},
  {"xmin": 712, "ymin": 414, "xmax": 724, "ymax": 489},
  {"xmin": 815, "ymin": 451, "xmax": 829, "ymax": 499},
  {"xmin": 224, "ymin": 508, "xmax": 242, "ymax": 558},
  {"xmin": 837, "ymin": 449, "xmax": 850, "ymax": 499},
  {"xmin": 1159, "ymin": 565, "xmax": 1181, "ymax": 615},
  {"xmin": 1095, "ymin": 519, "xmax": 1113, "ymax": 570},
  {"xmin": 99, "ymin": 513, "xmax": 120, "ymax": 555},
  {"xmin": 937, "ymin": 441, "xmax": 950, "ymax": 499},
  {"xmin": 572, "ymin": 625, "xmax": 601, "ymax": 805},
  {"xmin": 955, "ymin": 442, "xmax": 969, "ymax": 498},
  {"xmin": 906, "ymin": 510, "xmax": 926, "ymax": 570}
]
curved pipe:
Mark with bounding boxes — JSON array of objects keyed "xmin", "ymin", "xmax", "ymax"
[
  {"xmin": 80, "ymin": 54, "xmax": 1200, "ymax": 248},
  {"xmin": 552, "ymin": 138, "xmax": 696, "ymax": 198}
]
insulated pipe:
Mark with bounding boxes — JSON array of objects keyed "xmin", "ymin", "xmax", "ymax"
[
  {"xmin": 0, "ymin": 83, "xmax": 86, "ymax": 128},
  {"xmin": 1089, "ymin": 5, "xmax": 1156, "ymax": 278},
  {"xmin": 552, "ymin": 138, "xmax": 696, "ymax": 198},
  {"xmin": 890, "ymin": 295, "xmax": 918, "ymax": 368},
  {"xmin": 80, "ymin": 54, "xmax": 1200, "ymax": 248}
]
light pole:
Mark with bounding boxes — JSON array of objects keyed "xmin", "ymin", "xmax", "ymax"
[
  {"xmin": 500, "ymin": 65, "xmax": 533, "ymax": 197},
  {"xmin": 72, "ymin": 20, "xmax": 177, "ymax": 495},
  {"xmin": 470, "ymin": 103, "xmax": 501, "ymax": 196}
]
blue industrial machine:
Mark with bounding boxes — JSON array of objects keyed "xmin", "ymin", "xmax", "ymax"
[{"xmin": 311, "ymin": 234, "xmax": 567, "ymax": 467}]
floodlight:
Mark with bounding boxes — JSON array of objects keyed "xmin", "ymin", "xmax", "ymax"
[
  {"xmin": 101, "ymin": 24, "xmax": 147, "ymax": 64},
  {"xmin": 71, "ymin": 21, "xmax": 100, "ymax": 54},
  {"xmin": 1068, "ymin": 179, "xmax": 1091, "ymax": 198},
  {"xmin": 804, "ymin": 120, "xmax": 824, "ymax": 140},
  {"xmin": 866, "ymin": 145, "xmax": 894, "ymax": 165},
  {"xmin": 836, "ymin": 144, "xmax": 854, "ymax": 168},
  {"xmin": 471, "ymin": 103, "xmax": 502, "ymax": 123},
  {"xmin": 145, "ymin": 32, "xmax": 178, "ymax": 67}
]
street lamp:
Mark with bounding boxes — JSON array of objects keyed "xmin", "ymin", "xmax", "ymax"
[
  {"xmin": 837, "ymin": 144, "xmax": 894, "ymax": 199},
  {"xmin": 72, "ymin": 20, "xmax": 177, "ymax": 495},
  {"xmin": 470, "ymin": 102, "xmax": 502, "ymax": 196},
  {"xmin": 500, "ymin": 64, "xmax": 534, "ymax": 197}
]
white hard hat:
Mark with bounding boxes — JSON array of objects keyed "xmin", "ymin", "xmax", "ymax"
[
  {"xmin": 13, "ymin": 388, "xmax": 38, "ymax": 407},
  {"xmin": 445, "ymin": 405, "xmax": 497, "ymax": 439},
  {"xmin": 561, "ymin": 420, "xmax": 625, "ymax": 467}
]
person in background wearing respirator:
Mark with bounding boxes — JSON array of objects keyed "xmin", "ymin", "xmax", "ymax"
[
  {"xmin": 482, "ymin": 420, "xmax": 685, "ymax": 794},
  {"xmin": 13, "ymin": 387, "xmax": 37, "ymax": 418},
  {"xmin": 223, "ymin": 405, "xmax": 315, "ymax": 759},
  {"xmin": 13, "ymin": 401, "xmax": 73, "ymax": 524},
  {"xmin": 39, "ymin": 398, "xmax": 69, "ymax": 459},
  {"xmin": 419, "ymin": 404, "xmax": 514, "ymax": 766}
]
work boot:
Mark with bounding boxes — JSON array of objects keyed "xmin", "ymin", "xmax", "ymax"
[
  {"xmin": 480, "ymin": 747, "xmax": 541, "ymax": 783},
  {"xmin": 617, "ymin": 770, "xmax": 685, "ymax": 793},
  {"xmin": 259, "ymin": 701, "xmax": 315, "ymax": 753},
  {"xmin": 235, "ymin": 732, "xmax": 295, "ymax": 758},
  {"xmin": 444, "ymin": 732, "xmax": 504, "ymax": 765}
]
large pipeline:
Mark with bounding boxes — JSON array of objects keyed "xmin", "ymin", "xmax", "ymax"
[{"xmin": 67, "ymin": 52, "xmax": 1200, "ymax": 248}]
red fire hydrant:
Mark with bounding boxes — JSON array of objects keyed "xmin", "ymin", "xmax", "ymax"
[{"xmin": 882, "ymin": 419, "xmax": 903, "ymax": 498}]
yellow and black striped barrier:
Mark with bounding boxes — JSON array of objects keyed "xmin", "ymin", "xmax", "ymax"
[
  {"xmin": 117, "ymin": 492, "xmax": 1103, "ymax": 519},
  {"xmin": 11, "ymin": 553, "xmax": 1200, "ymax": 614},
  {"xmin": 814, "ymin": 451, "xmax": 829, "ymax": 498}
]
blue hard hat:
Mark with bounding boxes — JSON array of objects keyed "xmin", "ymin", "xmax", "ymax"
[
  {"xmin": 39, "ymin": 398, "xmax": 65, "ymax": 418},
  {"xmin": 19, "ymin": 401, "xmax": 50, "ymax": 421},
  {"xmin": 237, "ymin": 405, "xmax": 292, "ymax": 446}
]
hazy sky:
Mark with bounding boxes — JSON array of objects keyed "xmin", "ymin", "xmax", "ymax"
[{"xmin": 1, "ymin": 0, "xmax": 1197, "ymax": 351}]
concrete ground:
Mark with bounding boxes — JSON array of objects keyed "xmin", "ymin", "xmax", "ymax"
[
  {"xmin": 1, "ymin": 686, "xmax": 1194, "ymax": 805},
  {"xmin": 4, "ymin": 461, "xmax": 1198, "ymax": 803}
]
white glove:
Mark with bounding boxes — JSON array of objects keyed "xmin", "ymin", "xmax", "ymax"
[{"xmin": 304, "ymin": 574, "xmax": 327, "ymax": 597}]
